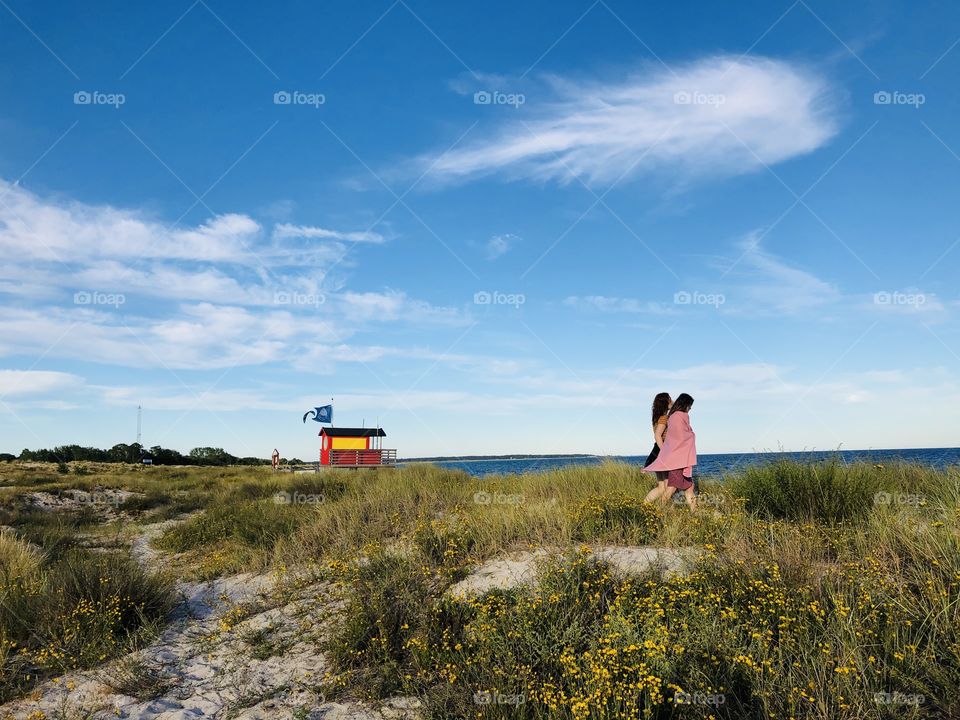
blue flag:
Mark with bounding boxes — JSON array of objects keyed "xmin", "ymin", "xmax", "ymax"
[{"xmin": 303, "ymin": 405, "xmax": 333, "ymax": 424}]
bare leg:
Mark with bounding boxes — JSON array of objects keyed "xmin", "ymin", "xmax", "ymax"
[
  {"xmin": 644, "ymin": 480, "xmax": 667, "ymax": 503},
  {"xmin": 684, "ymin": 487, "xmax": 697, "ymax": 512},
  {"xmin": 659, "ymin": 486, "xmax": 678, "ymax": 507}
]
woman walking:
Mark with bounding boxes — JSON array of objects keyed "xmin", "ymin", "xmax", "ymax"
[
  {"xmin": 643, "ymin": 393, "xmax": 671, "ymax": 503},
  {"xmin": 644, "ymin": 393, "xmax": 697, "ymax": 511}
]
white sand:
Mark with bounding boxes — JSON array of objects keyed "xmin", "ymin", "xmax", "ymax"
[
  {"xmin": 1, "ymin": 519, "xmax": 421, "ymax": 720},
  {"xmin": 2, "ymin": 509, "xmax": 695, "ymax": 718},
  {"xmin": 448, "ymin": 545, "xmax": 696, "ymax": 598}
]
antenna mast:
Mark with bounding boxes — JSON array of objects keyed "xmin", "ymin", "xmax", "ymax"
[{"xmin": 137, "ymin": 405, "xmax": 142, "ymax": 445}]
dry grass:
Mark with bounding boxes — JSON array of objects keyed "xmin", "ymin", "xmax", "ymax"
[{"xmin": 1, "ymin": 458, "xmax": 958, "ymax": 716}]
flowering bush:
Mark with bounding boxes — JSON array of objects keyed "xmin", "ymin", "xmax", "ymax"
[
  {"xmin": 571, "ymin": 493, "xmax": 663, "ymax": 542},
  {"xmin": 0, "ymin": 545, "xmax": 173, "ymax": 702}
]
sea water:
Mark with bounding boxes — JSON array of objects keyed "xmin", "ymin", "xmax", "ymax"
[{"xmin": 403, "ymin": 447, "xmax": 960, "ymax": 478}]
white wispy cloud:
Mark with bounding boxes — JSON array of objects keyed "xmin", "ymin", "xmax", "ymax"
[
  {"xmin": 337, "ymin": 290, "xmax": 463, "ymax": 324},
  {"xmin": 714, "ymin": 232, "xmax": 840, "ymax": 315},
  {"xmin": 720, "ymin": 234, "xmax": 951, "ymax": 320},
  {"xmin": 272, "ymin": 223, "xmax": 385, "ymax": 243},
  {"xmin": 0, "ymin": 305, "xmax": 316, "ymax": 370},
  {"xmin": 485, "ymin": 234, "xmax": 516, "ymax": 260},
  {"xmin": 563, "ymin": 295, "xmax": 677, "ymax": 315},
  {"xmin": 419, "ymin": 55, "xmax": 838, "ymax": 186},
  {"xmin": 0, "ymin": 292, "xmax": 466, "ymax": 371},
  {"xmin": 0, "ymin": 180, "xmax": 385, "ymax": 271},
  {"xmin": 0, "ymin": 181, "xmax": 466, "ymax": 371},
  {"xmin": 0, "ymin": 370, "xmax": 82, "ymax": 397},
  {"xmin": 0, "ymin": 181, "xmax": 257, "ymax": 263}
]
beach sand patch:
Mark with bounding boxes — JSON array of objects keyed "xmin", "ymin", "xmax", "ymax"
[{"xmin": 448, "ymin": 545, "xmax": 698, "ymax": 598}]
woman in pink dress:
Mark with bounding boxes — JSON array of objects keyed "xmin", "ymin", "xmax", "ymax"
[{"xmin": 643, "ymin": 393, "xmax": 697, "ymax": 511}]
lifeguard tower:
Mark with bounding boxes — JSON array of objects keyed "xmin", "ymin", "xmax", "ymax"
[{"xmin": 319, "ymin": 427, "xmax": 396, "ymax": 468}]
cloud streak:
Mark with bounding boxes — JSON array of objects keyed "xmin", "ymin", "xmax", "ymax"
[
  {"xmin": 420, "ymin": 55, "xmax": 838, "ymax": 186},
  {"xmin": 0, "ymin": 181, "xmax": 466, "ymax": 371},
  {"xmin": 273, "ymin": 223, "xmax": 385, "ymax": 244},
  {"xmin": 0, "ymin": 370, "xmax": 82, "ymax": 398}
]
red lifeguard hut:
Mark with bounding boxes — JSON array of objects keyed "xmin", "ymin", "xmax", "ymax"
[{"xmin": 318, "ymin": 427, "xmax": 396, "ymax": 468}]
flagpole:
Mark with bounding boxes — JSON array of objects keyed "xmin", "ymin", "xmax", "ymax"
[{"xmin": 330, "ymin": 397, "xmax": 334, "ymax": 427}]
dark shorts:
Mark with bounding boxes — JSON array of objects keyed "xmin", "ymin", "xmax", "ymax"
[
  {"xmin": 643, "ymin": 444, "xmax": 668, "ymax": 481},
  {"xmin": 666, "ymin": 468, "xmax": 693, "ymax": 490}
]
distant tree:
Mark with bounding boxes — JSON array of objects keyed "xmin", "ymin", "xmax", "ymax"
[
  {"xmin": 106, "ymin": 443, "xmax": 144, "ymax": 463},
  {"xmin": 22, "ymin": 448, "xmax": 57, "ymax": 462},
  {"xmin": 109, "ymin": 444, "xmax": 131, "ymax": 463},
  {"xmin": 15, "ymin": 443, "xmax": 259, "ymax": 467},
  {"xmin": 188, "ymin": 447, "xmax": 238, "ymax": 466},
  {"xmin": 149, "ymin": 446, "xmax": 187, "ymax": 465},
  {"xmin": 52, "ymin": 445, "xmax": 111, "ymax": 462}
]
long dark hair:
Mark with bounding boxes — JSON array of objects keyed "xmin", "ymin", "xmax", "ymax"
[
  {"xmin": 668, "ymin": 393, "xmax": 694, "ymax": 417},
  {"xmin": 651, "ymin": 392, "xmax": 671, "ymax": 425}
]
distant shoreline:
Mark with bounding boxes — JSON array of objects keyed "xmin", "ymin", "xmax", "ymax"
[
  {"xmin": 399, "ymin": 447, "xmax": 960, "ymax": 464},
  {"xmin": 400, "ymin": 453, "xmax": 599, "ymax": 463}
]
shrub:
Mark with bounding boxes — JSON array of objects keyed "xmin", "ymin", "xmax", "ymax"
[
  {"xmin": 119, "ymin": 490, "xmax": 203, "ymax": 519},
  {"xmin": 727, "ymin": 460, "xmax": 878, "ymax": 524},
  {"xmin": 326, "ymin": 544, "xmax": 960, "ymax": 719},
  {"xmin": 571, "ymin": 493, "xmax": 662, "ymax": 542},
  {"xmin": 325, "ymin": 549, "xmax": 447, "ymax": 698},
  {"xmin": 0, "ymin": 547, "xmax": 174, "ymax": 702},
  {"xmin": 0, "ymin": 529, "xmax": 42, "ymax": 580},
  {"xmin": 412, "ymin": 515, "xmax": 474, "ymax": 569},
  {"xmin": 157, "ymin": 500, "xmax": 296, "ymax": 552}
]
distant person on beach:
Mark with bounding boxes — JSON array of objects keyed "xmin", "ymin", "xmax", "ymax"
[
  {"xmin": 643, "ymin": 393, "xmax": 697, "ymax": 511},
  {"xmin": 643, "ymin": 392, "xmax": 672, "ymax": 503},
  {"xmin": 272, "ymin": 448, "xmax": 280, "ymax": 470}
]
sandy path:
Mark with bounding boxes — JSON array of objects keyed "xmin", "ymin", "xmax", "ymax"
[
  {"xmin": 3, "ymin": 508, "xmax": 695, "ymax": 719},
  {"xmin": 1, "ymin": 518, "xmax": 421, "ymax": 720}
]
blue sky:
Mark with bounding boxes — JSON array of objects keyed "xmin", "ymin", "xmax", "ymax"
[{"xmin": 1, "ymin": 0, "xmax": 959, "ymax": 459}]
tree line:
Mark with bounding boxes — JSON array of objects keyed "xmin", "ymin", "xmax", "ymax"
[{"xmin": 0, "ymin": 444, "xmax": 305, "ymax": 466}]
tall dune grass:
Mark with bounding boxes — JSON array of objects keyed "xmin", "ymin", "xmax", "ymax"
[
  {"xmin": 2, "ymin": 458, "xmax": 958, "ymax": 716},
  {"xmin": 0, "ymin": 538, "xmax": 174, "ymax": 702},
  {"xmin": 315, "ymin": 460, "xmax": 959, "ymax": 719}
]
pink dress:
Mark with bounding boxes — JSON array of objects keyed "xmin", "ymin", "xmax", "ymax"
[{"xmin": 643, "ymin": 411, "xmax": 696, "ymax": 484}]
